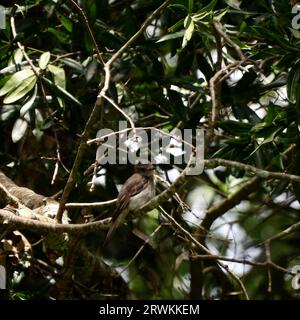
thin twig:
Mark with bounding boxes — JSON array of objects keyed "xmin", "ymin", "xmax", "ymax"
[
  {"xmin": 102, "ymin": 94, "xmax": 136, "ymax": 135},
  {"xmin": 194, "ymin": 254, "xmax": 292, "ymax": 275},
  {"xmin": 204, "ymin": 158, "xmax": 300, "ymax": 184},
  {"xmin": 106, "ymin": 0, "xmax": 172, "ymax": 67},
  {"xmin": 10, "ymin": 15, "xmax": 49, "ymax": 106},
  {"xmin": 265, "ymin": 220, "xmax": 300, "ymax": 243},
  {"xmin": 120, "ymin": 225, "xmax": 162, "ymax": 274},
  {"xmin": 209, "ymin": 61, "xmax": 240, "ymax": 127},
  {"xmin": 70, "ymin": 0, "xmax": 104, "ymax": 66},
  {"xmin": 211, "ymin": 20, "xmax": 245, "ymax": 61},
  {"xmin": 219, "ymin": 263, "xmax": 249, "ymax": 300},
  {"xmin": 89, "ymin": 160, "xmax": 99, "ymax": 192},
  {"xmin": 10, "ymin": 16, "xmax": 39, "ymax": 77},
  {"xmin": 159, "ymin": 206, "xmax": 211, "ymax": 255},
  {"xmin": 66, "ymin": 199, "xmax": 117, "ymax": 208},
  {"xmin": 160, "ymin": 206, "xmax": 249, "ymax": 299},
  {"xmin": 212, "ymin": 21, "xmax": 223, "ymax": 71}
]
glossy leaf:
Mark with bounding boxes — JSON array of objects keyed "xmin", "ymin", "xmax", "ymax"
[
  {"xmin": 8, "ymin": 48, "xmax": 23, "ymax": 66},
  {"xmin": 48, "ymin": 64, "xmax": 66, "ymax": 108},
  {"xmin": 0, "ymin": 69, "xmax": 35, "ymax": 97},
  {"xmin": 287, "ymin": 59, "xmax": 300, "ymax": 104},
  {"xmin": 42, "ymin": 77, "xmax": 82, "ymax": 107},
  {"xmin": 3, "ymin": 75, "xmax": 37, "ymax": 104},
  {"xmin": 182, "ymin": 16, "xmax": 194, "ymax": 48},
  {"xmin": 39, "ymin": 51, "xmax": 51, "ymax": 70},
  {"xmin": 20, "ymin": 84, "xmax": 38, "ymax": 116},
  {"xmin": 11, "ymin": 117, "xmax": 28, "ymax": 143}
]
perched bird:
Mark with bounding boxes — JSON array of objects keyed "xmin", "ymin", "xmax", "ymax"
[{"xmin": 103, "ymin": 163, "xmax": 155, "ymax": 247}]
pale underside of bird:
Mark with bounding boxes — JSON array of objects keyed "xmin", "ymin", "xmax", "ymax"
[{"xmin": 103, "ymin": 163, "xmax": 155, "ymax": 247}]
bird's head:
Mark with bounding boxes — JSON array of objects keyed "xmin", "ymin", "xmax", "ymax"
[{"xmin": 134, "ymin": 162, "xmax": 155, "ymax": 176}]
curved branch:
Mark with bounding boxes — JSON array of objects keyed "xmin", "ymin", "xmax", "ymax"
[
  {"xmin": 0, "ymin": 209, "xmax": 110, "ymax": 235},
  {"xmin": 204, "ymin": 158, "xmax": 300, "ymax": 183}
]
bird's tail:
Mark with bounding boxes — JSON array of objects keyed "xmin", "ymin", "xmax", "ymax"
[{"xmin": 102, "ymin": 209, "xmax": 124, "ymax": 248}]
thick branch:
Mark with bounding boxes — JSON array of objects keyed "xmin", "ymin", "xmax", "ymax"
[
  {"xmin": 0, "ymin": 171, "xmax": 45, "ymax": 209},
  {"xmin": 202, "ymin": 177, "xmax": 259, "ymax": 231},
  {"xmin": 0, "ymin": 209, "xmax": 110, "ymax": 235}
]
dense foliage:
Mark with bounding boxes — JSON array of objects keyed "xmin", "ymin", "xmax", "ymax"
[{"xmin": 1, "ymin": 0, "xmax": 300, "ymax": 300}]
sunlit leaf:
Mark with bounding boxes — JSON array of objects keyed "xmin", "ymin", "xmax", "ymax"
[
  {"xmin": 39, "ymin": 51, "xmax": 51, "ymax": 70},
  {"xmin": 182, "ymin": 16, "xmax": 194, "ymax": 48},
  {"xmin": 20, "ymin": 84, "xmax": 38, "ymax": 116},
  {"xmin": 11, "ymin": 117, "xmax": 28, "ymax": 143},
  {"xmin": 48, "ymin": 64, "xmax": 66, "ymax": 108},
  {"xmin": 0, "ymin": 69, "xmax": 35, "ymax": 97},
  {"xmin": 0, "ymin": 104, "xmax": 19, "ymax": 121},
  {"xmin": 8, "ymin": 48, "xmax": 23, "ymax": 66},
  {"xmin": 224, "ymin": 0, "xmax": 241, "ymax": 9},
  {"xmin": 156, "ymin": 30, "xmax": 185, "ymax": 43},
  {"xmin": 48, "ymin": 64, "xmax": 66, "ymax": 89},
  {"xmin": 3, "ymin": 75, "xmax": 37, "ymax": 104}
]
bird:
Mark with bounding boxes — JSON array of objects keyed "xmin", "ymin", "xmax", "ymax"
[{"xmin": 103, "ymin": 162, "xmax": 155, "ymax": 247}]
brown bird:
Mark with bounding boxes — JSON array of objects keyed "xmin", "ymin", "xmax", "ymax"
[{"xmin": 103, "ymin": 163, "xmax": 155, "ymax": 247}]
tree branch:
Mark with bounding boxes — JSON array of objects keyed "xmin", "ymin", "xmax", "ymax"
[
  {"xmin": 56, "ymin": 0, "xmax": 172, "ymax": 223},
  {"xmin": 204, "ymin": 158, "xmax": 300, "ymax": 184}
]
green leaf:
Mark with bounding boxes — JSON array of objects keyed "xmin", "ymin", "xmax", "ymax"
[
  {"xmin": 287, "ymin": 59, "xmax": 300, "ymax": 104},
  {"xmin": 0, "ymin": 69, "xmax": 35, "ymax": 97},
  {"xmin": 169, "ymin": 4, "xmax": 188, "ymax": 12},
  {"xmin": 252, "ymin": 26, "xmax": 300, "ymax": 52},
  {"xmin": 182, "ymin": 16, "xmax": 194, "ymax": 48},
  {"xmin": 32, "ymin": 127, "xmax": 43, "ymax": 142},
  {"xmin": 250, "ymin": 122, "xmax": 270, "ymax": 133},
  {"xmin": 3, "ymin": 75, "xmax": 37, "ymax": 104},
  {"xmin": 1, "ymin": 104, "xmax": 19, "ymax": 121},
  {"xmin": 289, "ymin": 27, "xmax": 300, "ymax": 39},
  {"xmin": 248, "ymin": 127, "xmax": 282, "ymax": 157},
  {"xmin": 42, "ymin": 77, "xmax": 82, "ymax": 107},
  {"xmin": 218, "ymin": 120, "xmax": 252, "ymax": 136},
  {"xmin": 11, "ymin": 117, "xmax": 28, "ymax": 143},
  {"xmin": 39, "ymin": 51, "xmax": 51, "ymax": 70},
  {"xmin": 194, "ymin": 0, "xmax": 217, "ymax": 17},
  {"xmin": 47, "ymin": 27, "xmax": 70, "ymax": 44},
  {"xmin": 61, "ymin": 58, "xmax": 84, "ymax": 74},
  {"xmin": 48, "ymin": 64, "xmax": 66, "ymax": 108},
  {"xmin": 191, "ymin": 0, "xmax": 219, "ymax": 22},
  {"xmin": 191, "ymin": 11, "xmax": 211, "ymax": 22},
  {"xmin": 168, "ymin": 18, "xmax": 185, "ymax": 33},
  {"xmin": 225, "ymin": 0, "xmax": 241, "ymax": 9},
  {"xmin": 8, "ymin": 48, "xmax": 23, "ymax": 66},
  {"xmin": 214, "ymin": 8, "xmax": 229, "ymax": 21},
  {"xmin": 48, "ymin": 64, "xmax": 66, "ymax": 89},
  {"xmin": 156, "ymin": 30, "xmax": 185, "ymax": 43},
  {"xmin": 188, "ymin": 0, "xmax": 194, "ymax": 13},
  {"xmin": 59, "ymin": 15, "xmax": 73, "ymax": 32},
  {"xmin": 20, "ymin": 84, "xmax": 38, "ymax": 116}
]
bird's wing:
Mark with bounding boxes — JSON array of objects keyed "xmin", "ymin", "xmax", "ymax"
[
  {"xmin": 114, "ymin": 173, "xmax": 149, "ymax": 216},
  {"xmin": 102, "ymin": 173, "xmax": 149, "ymax": 247}
]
